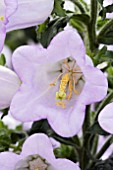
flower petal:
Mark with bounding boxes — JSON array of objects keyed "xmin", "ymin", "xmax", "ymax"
[
  {"xmin": 0, "ymin": 22, "xmax": 6, "ymax": 52},
  {"xmin": 5, "ymin": 0, "xmax": 18, "ymax": 18},
  {"xmin": 47, "ymin": 102, "xmax": 85, "ymax": 137},
  {"xmin": 10, "ymin": 83, "xmax": 48, "ymax": 121},
  {"xmin": 0, "ymin": 66, "xmax": 21, "ymax": 109},
  {"xmin": 79, "ymin": 66, "xmax": 108, "ymax": 105},
  {"xmin": 21, "ymin": 133, "xmax": 55, "ymax": 162},
  {"xmin": 98, "ymin": 103, "xmax": 113, "ymax": 134},
  {"xmin": 54, "ymin": 159, "xmax": 80, "ymax": 170},
  {"xmin": 6, "ymin": 0, "xmax": 54, "ymax": 32},
  {"xmin": 0, "ymin": 152, "xmax": 21, "ymax": 170},
  {"xmin": 12, "ymin": 45, "xmax": 47, "ymax": 82},
  {"xmin": 47, "ymin": 27, "xmax": 86, "ymax": 66}
]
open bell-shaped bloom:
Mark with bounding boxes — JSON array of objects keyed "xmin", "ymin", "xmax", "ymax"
[
  {"xmin": 0, "ymin": 133, "xmax": 80, "ymax": 170},
  {"xmin": 98, "ymin": 102, "xmax": 113, "ymax": 134},
  {"xmin": 6, "ymin": 26, "xmax": 107, "ymax": 137},
  {"xmin": 0, "ymin": 0, "xmax": 54, "ymax": 52}
]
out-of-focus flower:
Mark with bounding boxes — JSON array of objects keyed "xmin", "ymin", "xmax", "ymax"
[
  {"xmin": 0, "ymin": 0, "xmax": 54, "ymax": 52},
  {"xmin": 64, "ymin": 0, "xmax": 75, "ymax": 12},
  {"xmin": 98, "ymin": 103, "xmax": 113, "ymax": 134},
  {"xmin": 0, "ymin": 133, "xmax": 80, "ymax": 170},
  {"xmin": 4, "ymin": 26, "xmax": 107, "ymax": 137},
  {"xmin": 0, "ymin": 65, "xmax": 20, "ymax": 109},
  {"xmin": 2, "ymin": 112, "xmax": 21, "ymax": 129}
]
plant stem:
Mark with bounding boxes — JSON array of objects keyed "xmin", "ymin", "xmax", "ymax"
[
  {"xmin": 80, "ymin": 106, "xmax": 91, "ymax": 170},
  {"xmin": 87, "ymin": 0, "xmax": 98, "ymax": 52}
]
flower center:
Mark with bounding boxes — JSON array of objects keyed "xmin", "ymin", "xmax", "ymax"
[
  {"xmin": 50, "ymin": 59, "xmax": 83, "ymax": 108},
  {"xmin": 0, "ymin": 16, "xmax": 4, "ymax": 21},
  {"xmin": 14, "ymin": 154, "xmax": 49, "ymax": 170}
]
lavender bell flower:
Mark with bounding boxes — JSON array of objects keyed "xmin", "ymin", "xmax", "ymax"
[
  {"xmin": 3, "ymin": 26, "xmax": 107, "ymax": 137},
  {"xmin": 98, "ymin": 102, "xmax": 113, "ymax": 134},
  {"xmin": 0, "ymin": 133, "xmax": 80, "ymax": 170},
  {"xmin": 0, "ymin": 0, "xmax": 54, "ymax": 52}
]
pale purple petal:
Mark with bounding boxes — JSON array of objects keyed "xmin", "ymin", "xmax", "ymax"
[
  {"xmin": 10, "ymin": 83, "xmax": 48, "ymax": 121},
  {"xmin": 6, "ymin": 0, "xmax": 54, "ymax": 32},
  {"xmin": 98, "ymin": 103, "xmax": 113, "ymax": 134},
  {"xmin": 0, "ymin": 66, "xmax": 21, "ymax": 109},
  {"xmin": 47, "ymin": 102, "xmax": 85, "ymax": 137},
  {"xmin": 0, "ymin": 152, "xmax": 21, "ymax": 170},
  {"xmin": 0, "ymin": 22, "xmax": 6, "ymax": 52},
  {"xmin": 79, "ymin": 66, "xmax": 108, "ymax": 105},
  {"xmin": 85, "ymin": 55, "xmax": 94, "ymax": 66},
  {"xmin": 54, "ymin": 159, "xmax": 80, "ymax": 170},
  {"xmin": 0, "ymin": 0, "xmax": 6, "ymax": 17},
  {"xmin": 47, "ymin": 27, "xmax": 86, "ymax": 66},
  {"xmin": 21, "ymin": 133, "xmax": 55, "ymax": 162},
  {"xmin": 4, "ymin": 0, "xmax": 18, "ymax": 18},
  {"xmin": 12, "ymin": 45, "xmax": 47, "ymax": 82}
]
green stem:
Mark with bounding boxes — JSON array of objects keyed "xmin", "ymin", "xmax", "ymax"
[
  {"xmin": 95, "ymin": 90, "xmax": 113, "ymax": 120},
  {"xmin": 91, "ymin": 135, "xmax": 99, "ymax": 155},
  {"xmin": 70, "ymin": 0, "xmax": 86, "ymax": 13},
  {"xmin": 80, "ymin": 106, "xmax": 91, "ymax": 170},
  {"xmin": 87, "ymin": 0, "xmax": 98, "ymax": 52},
  {"xmin": 53, "ymin": 134, "xmax": 80, "ymax": 150}
]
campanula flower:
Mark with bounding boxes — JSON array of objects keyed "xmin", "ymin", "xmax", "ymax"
[
  {"xmin": 0, "ymin": 133, "xmax": 80, "ymax": 170},
  {"xmin": 5, "ymin": 26, "xmax": 107, "ymax": 137}
]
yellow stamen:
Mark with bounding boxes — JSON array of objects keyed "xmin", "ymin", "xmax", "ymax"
[
  {"xmin": 0, "ymin": 16, "xmax": 4, "ymax": 21},
  {"xmin": 56, "ymin": 73, "xmax": 70, "ymax": 100},
  {"xmin": 50, "ymin": 73, "xmax": 63, "ymax": 87},
  {"xmin": 67, "ymin": 80, "xmax": 73, "ymax": 100},
  {"xmin": 56, "ymin": 102, "xmax": 66, "ymax": 109},
  {"xmin": 59, "ymin": 73, "xmax": 70, "ymax": 92}
]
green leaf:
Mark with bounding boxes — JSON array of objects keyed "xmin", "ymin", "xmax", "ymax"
[
  {"xmin": 1, "ymin": 108, "xmax": 9, "ymax": 119},
  {"xmin": 0, "ymin": 54, "xmax": 6, "ymax": 66},
  {"xmin": 37, "ymin": 17, "xmax": 69, "ymax": 48},
  {"xmin": 0, "ymin": 129, "xmax": 11, "ymax": 152},
  {"xmin": 29, "ymin": 120, "xmax": 54, "ymax": 136},
  {"xmin": 54, "ymin": 144, "xmax": 77, "ymax": 162},
  {"xmin": 87, "ymin": 121, "xmax": 110, "ymax": 136},
  {"xmin": 71, "ymin": 14, "xmax": 90, "ymax": 25},
  {"xmin": 98, "ymin": 20, "xmax": 113, "ymax": 45},
  {"xmin": 53, "ymin": 0, "xmax": 66, "ymax": 17}
]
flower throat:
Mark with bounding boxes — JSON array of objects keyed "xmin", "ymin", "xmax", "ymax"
[{"xmin": 50, "ymin": 59, "xmax": 83, "ymax": 108}]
